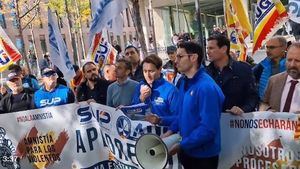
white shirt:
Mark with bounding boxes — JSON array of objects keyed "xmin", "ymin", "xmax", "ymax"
[{"xmin": 280, "ymin": 75, "xmax": 300, "ymax": 112}]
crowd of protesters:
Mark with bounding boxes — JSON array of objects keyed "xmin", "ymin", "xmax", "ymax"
[{"xmin": 0, "ymin": 33, "xmax": 299, "ymax": 169}]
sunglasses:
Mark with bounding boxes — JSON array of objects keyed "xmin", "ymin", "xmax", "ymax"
[{"xmin": 43, "ymin": 72, "xmax": 57, "ymax": 77}]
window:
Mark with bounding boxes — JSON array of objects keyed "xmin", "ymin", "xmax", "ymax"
[
  {"xmin": 117, "ymin": 35, "xmax": 121, "ymax": 45},
  {"xmin": 129, "ymin": 33, "xmax": 133, "ymax": 41},
  {"xmin": 37, "ymin": 5, "xmax": 43, "ymax": 28},
  {"xmin": 0, "ymin": 13, "xmax": 6, "ymax": 28},
  {"xmin": 110, "ymin": 33, "xmax": 114, "ymax": 43},
  {"xmin": 86, "ymin": 19, "xmax": 90, "ymax": 28},
  {"xmin": 123, "ymin": 32, "xmax": 127, "ymax": 46},
  {"xmin": 15, "ymin": 36, "xmax": 24, "ymax": 53},
  {"xmin": 39, "ymin": 35, "xmax": 47, "ymax": 53},
  {"xmin": 126, "ymin": 8, "xmax": 130, "ymax": 27},
  {"xmin": 148, "ymin": 9, "xmax": 152, "ymax": 26}
]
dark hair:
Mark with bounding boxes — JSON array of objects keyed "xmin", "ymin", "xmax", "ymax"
[
  {"xmin": 125, "ymin": 45, "xmax": 139, "ymax": 54},
  {"xmin": 167, "ymin": 46, "xmax": 177, "ymax": 54},
  {"xmin": 82, "ymin": 61, "xmax": 96, "ymax": 73},
  {"xmin": 177, "ymin": 41, "xmax": 203, "ymax": 66},
  {"xmin": 8, "ymin": 64, "xmax": 22, "ymax": 74},
  {"xmin": 43, "ymin": 53, "xmax": 49, "ymax": 58},
  {"xmin": 73, "ymin": 64, "xmax": 80, "ymax": 72},
  {"xmin": 117, "ymin": 58, "xmax": 132, "ymax": 72},
  {"xmin": 207, "ymin": 34, "xmax": 230, "ymax": 56},
  {"xmin": 141, "ymin": 54, "xmax": 162, "ymax": 69},
  {"xmin": 114, "ymin": 44, "xmax": 122, "ymax": 54}
]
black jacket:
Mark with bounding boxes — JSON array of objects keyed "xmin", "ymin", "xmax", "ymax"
[
  {"xmin": 206, "ymin": 59, "xmax": 259, "ymax": 112},
  {"xmin": 0, "ymin": 89, "xmax": 34, "ymax": 113},
  {"xmin": 76, "ymin": 78, "xmax": 110, "ymax": 105},
  {"xmin": 130, "ymin": 65, "xmax": 144, "ymax": 82}
]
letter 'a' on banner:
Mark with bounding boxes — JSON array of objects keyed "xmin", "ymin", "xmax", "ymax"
[
  {"xmin": 0, "ymin": 25, "xmax": 22, "ymax": 72},
  {"xmin": 86, "ymin": 32, "xmax": 117, "ymax": 70},
  {"xmin": 252, "ymin": 0, "xmax": 288, "ymax": 55}
]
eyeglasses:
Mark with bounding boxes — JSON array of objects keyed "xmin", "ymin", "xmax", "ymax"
[{"xmin": 265, "ymin": 45, "xmax": 282, "ymax": 50}]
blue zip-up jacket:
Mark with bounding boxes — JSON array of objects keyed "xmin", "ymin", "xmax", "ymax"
[
  {"xmin": 34, "ymin": 85, "xmax": 75, "ymax": 108},
  {"xmin": 253, "ymin": 57, "xmax": 286, "ymax": 98},
  {"xmin": 169, "ymin": 68, "xmax": 224, "ymax": 158},
  {"xmin": 132, "ymin": 76, "xmax": 179, "ymax": 126}
]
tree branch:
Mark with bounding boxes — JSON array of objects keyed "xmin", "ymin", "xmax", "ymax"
[
  {"xmin": 21, "ymin": 12, "xmax": 37, "ymax": 30},
  {"xmin": 19, "ymin": 0, "xmax": 41, "ymax": 19}
]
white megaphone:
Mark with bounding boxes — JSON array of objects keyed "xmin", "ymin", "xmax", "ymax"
[{"xmin": 135, "ymin": 133, "xmax": 181, "ymax": 169}]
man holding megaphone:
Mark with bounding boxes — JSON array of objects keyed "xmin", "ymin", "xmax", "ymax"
[{"xmin": 162, "ymin": 42, "xmax": 225, "ymax": 169}]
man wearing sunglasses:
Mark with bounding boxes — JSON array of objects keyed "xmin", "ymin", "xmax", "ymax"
[
  {"xmin": 33, "ymin": 68, "xmax": 75, "ymax": 108},
  {"xmin": 0, "ymin": 71, "xmax": 34, "ymax": 113},
  {"xmin": 253, "ymin": 36, "xmax": 287, "ymax": 99}
]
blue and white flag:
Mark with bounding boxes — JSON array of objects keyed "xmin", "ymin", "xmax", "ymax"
[
  {"xmin": 89, "ymin": 0, "xmax": 128, "ymax": 42},
  {"xmin": 107, "ymin": 14, "xmax": 124, "ymax": 36},
  {"xmin": 48, "ymin": 9, "xmax": 75, "ymax": 82}
]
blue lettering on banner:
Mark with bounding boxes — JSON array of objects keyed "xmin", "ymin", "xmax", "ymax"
[
  {"xmin": 76, "ymin": 127, "xmax": 98, "ymax": 153},
  {"xmin": 81, "ymin": 160, "xmax": 138, "ymax": 169},
  {"xmin": 101, "ymin": 131, "xmax": 139, "ymax": 166},
  {"xmin": 230, "ymin": 31, "xmax": 237, "ymax": 44},
  {"xmin": 90, "ymin": 0, "xmax": 113, "ymax": 32},
  {"xmin": 255, "ymin": 0, "xmax": 274, "ymax": 25},
  {"xmin": 0, "ymin": 50, "xmax": 10, "ymax": 65},
  {"xmin": 77, "ymin": 106, "xmax": 95, "ymax": 123},
  {"xmin": 77, "ymin": 107, "xmax": 112, "ymax": 124},
  {"xmin": 94, "ymin": 42, "xmax": 109, "ymax": 64}
]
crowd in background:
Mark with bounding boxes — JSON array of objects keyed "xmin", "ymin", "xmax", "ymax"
[{"xmin": 0, "ymin": 33, "xmax": 299, "ymax": 169}]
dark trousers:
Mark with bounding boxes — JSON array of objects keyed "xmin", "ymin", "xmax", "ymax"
[{"xmin": 178, "ymin": 151, "xmax": 219, "ymax": 169}]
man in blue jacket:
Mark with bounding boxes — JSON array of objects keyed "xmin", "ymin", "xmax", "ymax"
[
  {"xmin": 131, "ymin": 54, "xmax": 179, "ymax": 126},
  {"xmin": 252, "ymin": 36, "xmax": 287, "ymax": 99},
  {"xmin": 163, "ymin": 41, "xmax": 224, "ymax": 169},
  {"xmin": 34, "ymin": 68, "xmax": 75, "ymax": 108}
]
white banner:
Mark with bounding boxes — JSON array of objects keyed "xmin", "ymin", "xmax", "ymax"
[
  {"xmin": 1, "ymin": 103, "xmax": 299, "ymax": 169},
  {"xmin": 0, "ymin": 102, "xmax": 180, "ymax": 169},
  {"xmin": 48, "ymin": 9, "xmax": 75, "ymax": 82},
  {"xmin": 219, "ymin": 112, "xmax": 300, "ymax": 169}
]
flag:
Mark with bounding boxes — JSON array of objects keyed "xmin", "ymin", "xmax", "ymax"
[
  {"xmin": 0, "ymin": 25, "xmax": 21, "ymax": 72},
  {"xmin": 48, "ymin": 9, "xmax": 75, "ymax": 82},
  {"xmin": 86, "ymin": 33, "xmax": 117, "ymax": 70},
  {"xmin": 253, "ymin": 0, "xmax": 288, "ymax": 55},
  {"xmin": 107, "ymin": 14, "xmax": 124, "ymax": 36},
  {"xmin": 89, "ymin": 0, "xmax": 128, "ymax": 42},
  {"xmin": 224, "ymin": 0, "xmax": 252, "ymax": 61}
]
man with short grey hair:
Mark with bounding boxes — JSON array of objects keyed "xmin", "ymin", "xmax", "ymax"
[{"xmin": 253, "ymin": 36, "xmax": 288, "ymax": 99}]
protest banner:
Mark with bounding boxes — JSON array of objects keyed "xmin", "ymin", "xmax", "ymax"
[
  {"xmin": 0, "ymin": 102, "xmax": 179, "ymax": 169},
  {"xmin": 0, "ymin": 103, "xmax": 299, "ymax": 169},
  {"xmin": 219, "ymin": 112, "xmax": 300, "ymax": 169}
]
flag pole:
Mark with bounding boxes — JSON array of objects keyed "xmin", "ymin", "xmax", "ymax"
[{"xmin": 195, "ymin": 0, "xmax": 205, "ymax": 58}]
